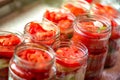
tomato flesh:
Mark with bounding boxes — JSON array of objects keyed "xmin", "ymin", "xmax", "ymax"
[
  {"xmin": 18, "ymin": 49, "xmax": 52, "ymax": 63},
  {"xmin": 44, "ymin": 9, "xmax": 74, "ymax": 40},
  {"xmin": 64, "ymin": 3, "xmax": 86, "ymax": 16},
  {"xmin": 56, "ymin": 46, "xmax": 84, "ymax": 68},
  {"xmin": 28, "ymin": 22, "xmax": 56, "ymax": 45},
  {"xmin": 0, "ymin": 34, "xmax": 21, "ymax": 58}
]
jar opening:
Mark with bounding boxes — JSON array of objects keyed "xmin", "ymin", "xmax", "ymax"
[{"xmin": 74, "ymin": 14, "xmax": 111, "ymax": 39}]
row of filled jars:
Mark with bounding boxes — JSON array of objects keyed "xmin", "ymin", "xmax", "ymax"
[{"xmin": 0, "ymin": 0, "xmax": 120, "ymax": 80}]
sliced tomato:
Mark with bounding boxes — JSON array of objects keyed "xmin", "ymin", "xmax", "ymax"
[
  {"xmin": 79, "ymin": 21, "xmax": 108, "ymax": 39},
  {"xmin": 64, "ymin": 3, "xmax": 86, "ymax": 16},
  {"xmin": 34, "ymin": 30, "xmax": 56, "ymax": 41},
  {"xmin": 56, "ymin": 46, "xmax": 84, "ymax": 68},
  {"xmin": 80, "ymin": 21, "xmax": 99, "ymax": 33},
  {"xmin": 57, "ymin": 19, "xmax": 72, "ymax": 31},
  {"xmin": 44, "ymin": 10, "xmax": 68, "ymax": 23},
  {"xmin": 29, "ymin": 22, "xmax": 46, "ymax": 34},
  {"xmin": 93, "ymin": 3, "xmax": 118, "ymax": 19},
  {"xmin": 44, "ymin": 10, "xmax": 56, "ymax": 23},
  {"xmin": 0, "ymin": 34, "xmax": 21, "ymax": 58},
  {"xmin": 19, "ymin": 49, "xmax": 52, "ymax": 63},
  {"xmin": 0, "ymin": 34, "xmax": 21, "ymax": 46}
]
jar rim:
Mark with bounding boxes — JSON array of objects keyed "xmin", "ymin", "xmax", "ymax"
[
  {"xmin": 73, "ymin": 13, "xmax": 111, "ymax": 39},
  {"xmin": 24, "ymin": 18, "xmax": 60, "ymax": 41},
  {"xmin": 52, "ymin": 40, "xmax": 88, "ymax": 61},
  {"xmin": 14, "ymin": 42, "xmax": 55, "ymax": 66}
]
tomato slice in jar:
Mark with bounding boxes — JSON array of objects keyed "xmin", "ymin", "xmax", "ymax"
[
  {"xmin": 56, "ymin": 46, "xmax": 84, "ymax": 68},
  {"xmin": 44, "ymin": 10, "xmax": 68, "ymax": 23},
  {"xmin": 0, "ymin": 34, "xmax": 21, "ymax": 58},
  {"xmin": 29, "ymin": 22, "xmax": 46, "ymax": 34},
  {"xmin": 19, "ymin": 49, "xmax": 52, "ymax": 63},
  {"xmin": 80, "ymin": 21, "xmax": 107, "ymax": 38},
  {"xmin": 28, "ymin": 22, "xmax": 56, "ymax": 43},
  {"xmin": 64, "ymin": 3, "xmax": 86, "ymax": 16},
  {"xmin": 92, "ymin": 3, "xmax": 118, "ymax": 19}
]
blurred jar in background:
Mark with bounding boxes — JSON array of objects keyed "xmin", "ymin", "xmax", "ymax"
[
  {"xmin": 72, "ymin": 13, "xmax": 111, "ymax": 80},
  {"xmin": 62, "ymin": 0, "xmax": 90, "ymax": 17},
  {"xmin": 0, "ymin": 31, "xmax": 23, "ymax": 80},
  {"xmin": 100, "ymin": 0, "xmax": 120, "ymax": 12},
  {"xmin": 9, "ymin": 42, "xmax": 56, "ymax": 80},
  {"xmin": 105, "ymin": 18, "xmax": 120, "ymax": 68},
  {"xmin": 24, "ymin": 18, "xmax": 60, "ymax": 46},
  {"xmin": 90, "ymin": 3, "xmax": 120, "ymax": 68},
  {"xmin": 52, "ymin": 40, "xmax": 88, "ymax": 80}
]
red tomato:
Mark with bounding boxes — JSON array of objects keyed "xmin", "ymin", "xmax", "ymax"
[
  {"xmin": 19, "ymin": 49, "xmax": 52, "ymax": 63},
  {"xmin": 44, "ymin": 10, "xmax": 68, "ymax": 23},
  {"xmin": 0, "ymin": 34, "xmax": 21, "ymax": 58},
  {"xmin": 92, "ymin": 3, "xmax": 118, "ymax": 19},
  {"xmin": 0, "ymin": 34, "xmax": 21, "ymax": 46},
  {"xmin": 57, "ymin": 19, "xmax": 73, "ymax": 31},
  {"xmin": 56, "ymin": 46, "xmax": 84, "ymax": 68},
  {"xmin": 64, "ymin": 3, "xmax": 86, "ymax": 16},
  {"xmin": 29, "ymin": 22, "xmax": 46, "ymax": 34},
  {"xmin": 44, "ymin": 10, "xmax": 56, "ymax": 23}
]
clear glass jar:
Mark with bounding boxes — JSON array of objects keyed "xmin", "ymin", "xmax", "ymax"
[
  {"xmin": 52, "ymin": 40, "xmax": 88, "ymax": 80},
  {"xmin": 105, "ymin": 18, "xmax": 120, "ymax": 68},
  {"xmin": 8, "ymin": 42, "xmax": 56, "ymax": 80},
  {"xmin": 90, "ymin": 3, "xmax": 120, "ymax": 68},
  {"xmin": 72, "ymin": 13, "xmax": 111, "ymax": 80},
  {"xmin": 0, "ymin": 31, "xmax": 23, "ymax": 80},
  {"xmin": 43, "ymin": 8, "xmax": 75, "ymax": 40},
  {"xmin": 62, "ymin": 0, "xmax": 90, "ymax": 16},
  {"xmin": 24, "ymin": 18, "xmax": 60, "ymax": 46}
]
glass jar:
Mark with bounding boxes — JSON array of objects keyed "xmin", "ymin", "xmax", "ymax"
[
  {"xmin": 8, "ymin": 42, "xmax": 56, "ymax": 80},
  {"xmin": 105, "ymin": 18, "xmax": 120, "ymax": 68},
  {"xmin": 52, "ymin": 40, "xmax": 88, "ymax": 80},
  {"xmin": 90, "ymin": 3, "xmax": 120, "ymax": 68},
  {"xmin": 0, "ymin": 31, "xmax": 23, "ymax": 80},
  {"xmin": 43, "ymin": 8, "xmax": 75, "ymax": 40},
  {"xmin": 62, "ymin": 0, "xmax": 90, "ymax": 17},
  {"xmin": 72, "ymin": 14, "xmax": 111, "ymax": 80},
  {"xmin": 24, "ymin": 18, "xmax": 60, "ymax": 46}
]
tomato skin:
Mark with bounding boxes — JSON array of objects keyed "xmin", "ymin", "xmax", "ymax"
[
  {"xmin": 64, "ymin": 3, "xmax": 86, "ymax": 16},
  {"xmin": 92, "ymin": 3, "xmax": 119, "ymax": 19},
  {"xmin": 55, "ymin": 47, "xmax": 84, "ymax": 68},
  {"xmin": 29, "ymin": 22, "xmax": 46, "ymax": 34},
  {"xmin": 0, "ymin": 34, "xmax": 21, "ymax": 58},
  {"xmin": 57, "ymin": 19, "xmax": 73, "ymax": 31},
  {"xmin": 44, "ymin": 9, "xmax": 74, "ymax": 40},
  {"xmin": 18, "ymin": 49, "xmax": 52, "ymax": 63},
  {"xmin": 44, "ymin": 10, "xmax": 68, "ymax": 23}
]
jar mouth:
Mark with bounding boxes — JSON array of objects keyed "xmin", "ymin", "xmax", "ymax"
[
  {"xmin": 74, "ymin": 14, "xmax": 111, "ymax": 39},
  {"xmin": 0, "ymin": 30, "xmax": 23, "ymax": 41},
  {"xmin": 14, "ymin": 42, "xmax": 55, "ymax": 67},
  {"xmin": 52, "ymin": 40, "xmax": 88, "ymax": 61},
  {"xmin": 24, "ymin": 19, "xmax": 60, "ymax": 41}
]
